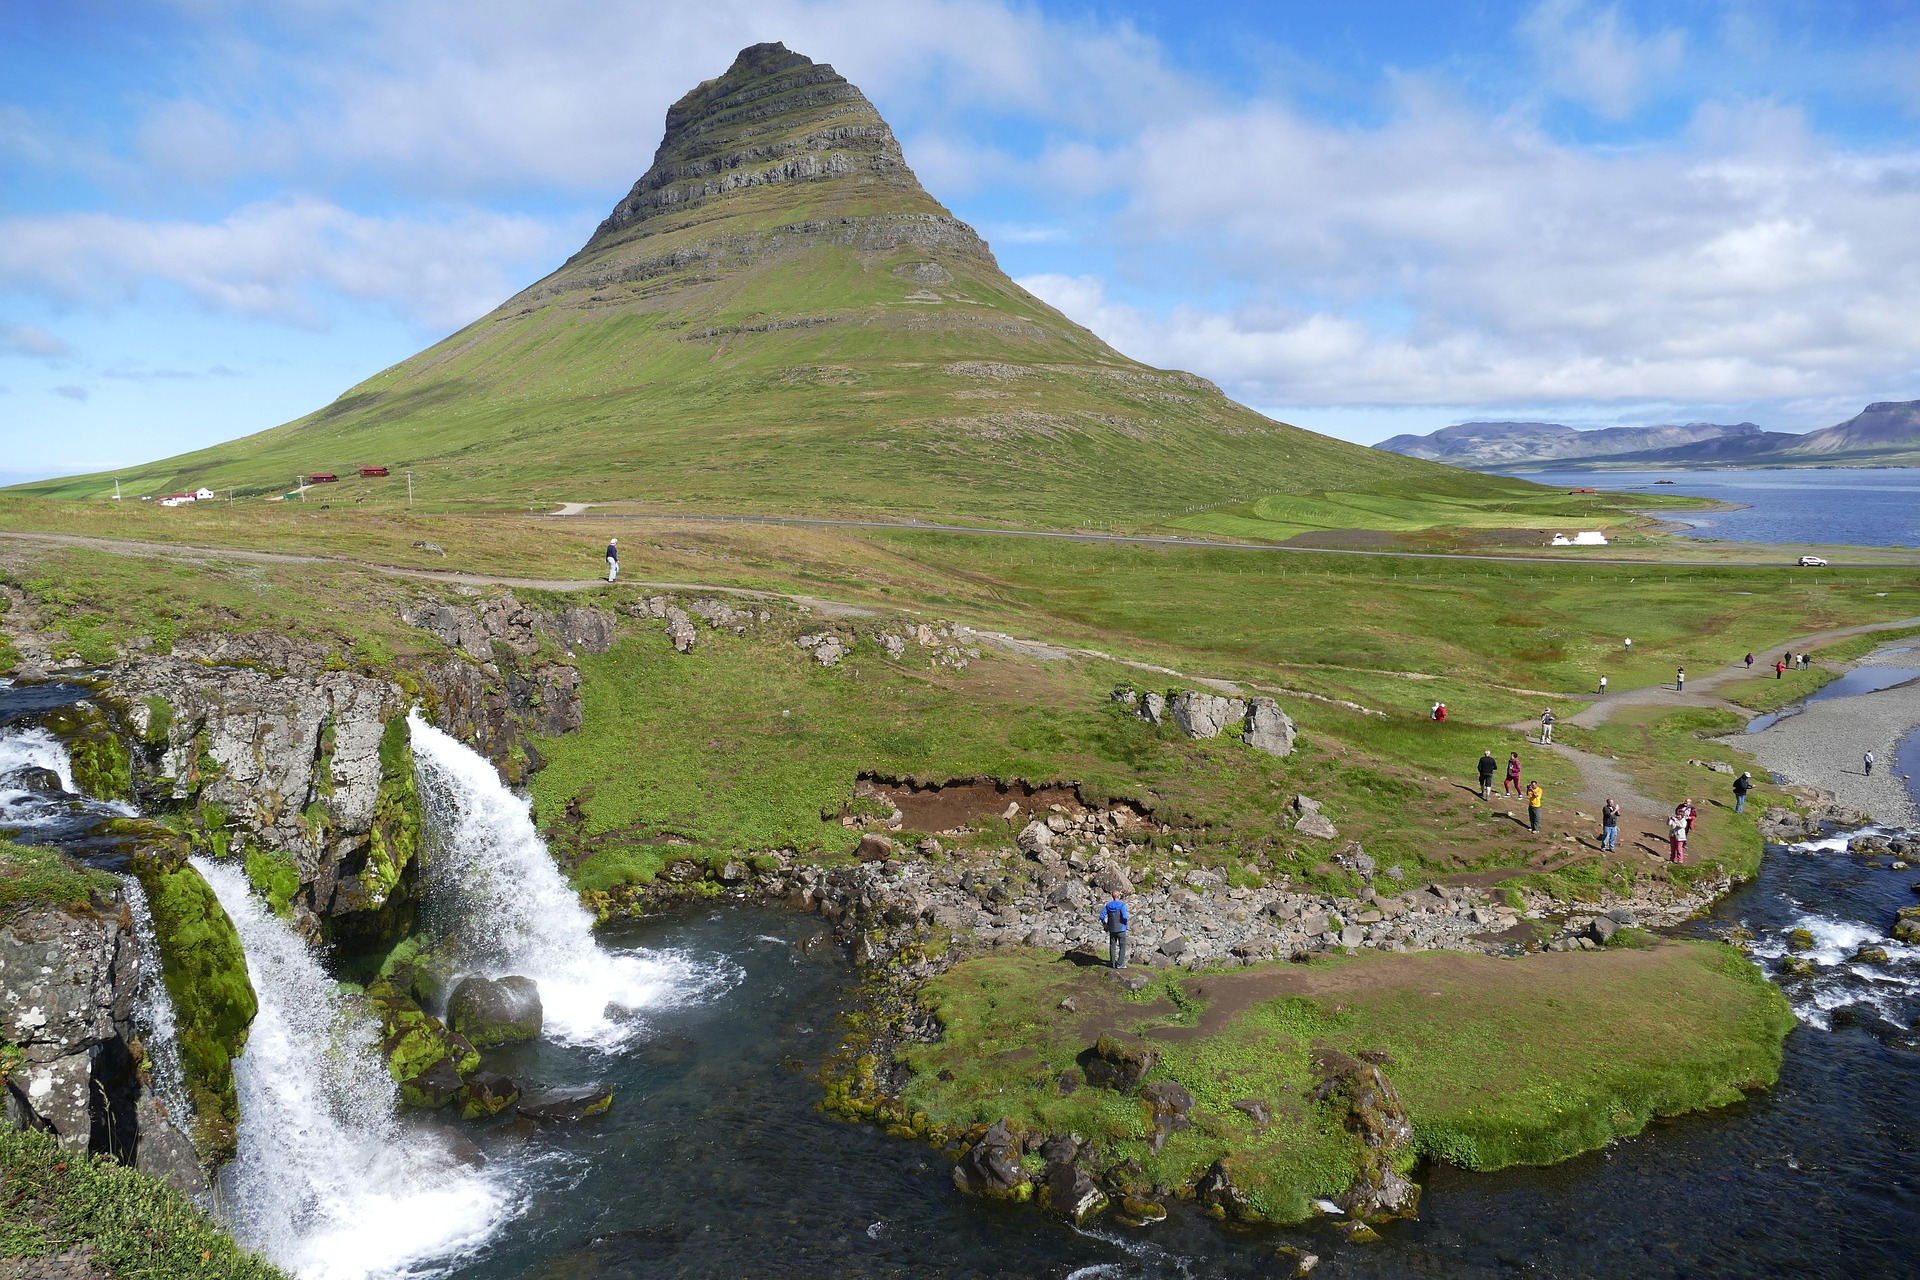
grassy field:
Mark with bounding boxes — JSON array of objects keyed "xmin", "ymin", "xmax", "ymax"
[{"xmin": 892, "ymin": 941, "xmax": 1791, "ymax": 1222}]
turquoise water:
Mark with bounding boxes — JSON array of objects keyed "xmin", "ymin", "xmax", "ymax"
[{"xmin": 1511, "ymin": 468, "xmax": 1920, "ymax": 548}]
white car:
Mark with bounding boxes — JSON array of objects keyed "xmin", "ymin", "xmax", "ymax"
[{"xmin": 1797, "ymin": 555, "xmax": 1828, "ymax": 567}]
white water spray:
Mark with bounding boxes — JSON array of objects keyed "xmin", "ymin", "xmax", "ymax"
[
  {"xmin": 197, "ymin": 858, "xmax": 509, "ymax": 1280},
  {"xmin": 407, "ymin": 710, "xmax": 703, "ymax": 1046},
  {"xmin": 0, "ymin": 725, "xmax": 76, "ymax": 793},
  {"xmin": 120, "ymin": 875, "xmax": 190, "ymax": 1121}
]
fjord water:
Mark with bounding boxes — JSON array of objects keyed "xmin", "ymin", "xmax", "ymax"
[{"xmin": 1512, "ymin": 467, "xmax": 1920, "ymax": 547}]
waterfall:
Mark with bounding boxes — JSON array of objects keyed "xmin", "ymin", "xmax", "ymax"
[
  {"xmin": 120, "ymin": 875, "xmax": 191, "ymax": 1121},
  {"xmin": 0, "ymin": 724, "xmax": 76, "ymax": 792},
  {"xmin": 408, "ymin": 710, "xmax": 703, "ymax": 1046},
  {"xmin": 197, "ymin": 858, "xmax": 510, "ymax": 1280}
]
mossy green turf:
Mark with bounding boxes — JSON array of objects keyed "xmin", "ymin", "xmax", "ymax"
[
  {"xmin": 0, "ymin": 840, "xmax": 118, "ymax": 918},
  {"xmin": 528, "ymin": 620, "xmax": 1591, "ymax": 897},
  {"xmin": 898, "ymin": 942, "xmax": 1792, "ymax": 1221},
  {"xmin": 131, "ymin": 857, "xmax": 257, "ymax": 1160},
  {"xmin": 0, "ymin": 1126, "xmax": 283, "ymax": 1278}
]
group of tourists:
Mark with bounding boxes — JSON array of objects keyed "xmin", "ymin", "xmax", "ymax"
[{"xmin": 1478, "ymin": 749, "xmax": 1545, "ymax": 831}]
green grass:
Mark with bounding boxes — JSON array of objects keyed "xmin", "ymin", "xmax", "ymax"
[
  {"xmin": 0, "ymin": 840, "xmax": 118, "ymax": 919},
  {"xmin": 894, "ymin": 942, "xmax": 1791, "ymax": 1221},
  {"xmin": 0, "ymin": 1125, "xmax": 283, "ymax": 1278}
]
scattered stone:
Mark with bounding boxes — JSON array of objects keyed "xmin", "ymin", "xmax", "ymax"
[
  {"xmin": 457, "ymin": 1071, "xmax": 521, "ymax": 1120},
  {"xmin": 1194, "ymin": 1158, "xmax": 1254, "ymax": 1220},
  {"xmin": 1243, "ymin": 698, "xmax": 1297, "ymax": 757},
  {"xmin": 1042, "ymin": 1160, "xmax": 1107, "ymax": 1223},
  {"xmin": 1779, "ymin": 955, "xmax": 1816, "ymax": 977},
  {"xmin": 1230, "ymin": 1098, "xmax": 1272, "ymax": 1130},
  {"xmin": 1851, "ymin": 945, "xmax": 1891, "ymax": 965},
  {"xmin": 1295, "ymin": 812, "xmax": 1340, "ymax": 841},
  {"xmin": 856, "ymin": 833, "xmax": 896, "ymax": 862},
  {"xmin": 1079, "ymin": 1036, "xmax": 1158, "ymax": 1091},
  {"xmin": 1114, "ymin": 1196, "xmax": 1168, "ymax": 1227},
  {"xmin": 1139, "ymin": 1081, "xmax": 1194, "ymax": 1135},
  {"xmin": 1159, "ymin": 934, "xmax": 1190, "ymax": 959},
  {"xmin": 1107, "ymin": 968, "xmax": 1151, "ymax": 993},
  {"xmin": 517, "ymin": 1083, "xmax": 614, "ymax": 1123},
  {"xmin": 1273, "ymin": 1245, "xmax": 1321, "ymax": 1277},
  {"xmin": 1786, "ymin": 927, "xmax": 1815, "ymax": 952},
  {"xmin": 1169, "ymin": 691, "xmax": 1247, "ymax": 739},
  {"xmin": 1017, "ymin": 821, "xmax": 1054, "ymax": 856},
  {"xmin": 665, "ymin": 606, "xmax": 698, "ymax": 653},
  {"xmin": 952, "ymin": 1120, "xmax": 1029, "ymax": 1200},
  {"xmin": 1588, "ymin": 915, "xmax": 1621, "ymax": 946},
  {"xmin": 1058, "ymin": 996, "xmax": 1077, "ymax": 1012}
]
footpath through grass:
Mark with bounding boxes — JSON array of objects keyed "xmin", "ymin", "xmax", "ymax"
[{"xmin": 898, "ymin": 941, "xmax": 1792, "ymax": 1222}]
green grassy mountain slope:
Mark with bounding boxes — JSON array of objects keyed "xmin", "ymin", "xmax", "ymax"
[{"xmin": 18, "ymin": 42, "xmax": 1539, "ymax": 527}]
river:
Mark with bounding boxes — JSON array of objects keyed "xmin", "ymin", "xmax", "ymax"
[
  {"xmin": 1510, "ymin": 468, "xmax": 1920, "ymax": 549},
  {"xmin": 5, "ymin": 680, "xmax": 1920, "ymax": 1278}
]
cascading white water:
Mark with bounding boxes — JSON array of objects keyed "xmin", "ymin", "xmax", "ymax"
[
  {"xmin": 197, "ymin": 858, "xmax": 509, "ymax": 1280},
  {"xmin": 0, "ymin": 725, "xmax": 76, "ymax": 792},
  {"xmin": 407, "ymin": 710, "xmax": 702, "ymax": 1046},
  {"xmin": 120, "ymin": 875, "xmax": 191, "ymax": 1120}
]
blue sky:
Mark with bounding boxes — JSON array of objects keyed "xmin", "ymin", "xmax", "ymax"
[{"xmin": 3, "ymin": 0, "xmax": 1918, "ymax": 484}]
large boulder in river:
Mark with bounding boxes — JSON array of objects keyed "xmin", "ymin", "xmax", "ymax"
[
  {"xmin": 517, "ymin": 1083, "xmax": 614, "ymax": 1123},
  {"xmin": 446, "ymin": 974, "xmax": 543, "ymax": 1047},
  {"xmin": 952, "ymin": 1119, "xmax": 1030, "ymax": 1201}
]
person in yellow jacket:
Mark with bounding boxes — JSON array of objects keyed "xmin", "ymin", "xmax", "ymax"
[{"xmin": 1525, "ymin": 780, "xmax": 1544, "ymax": 832}]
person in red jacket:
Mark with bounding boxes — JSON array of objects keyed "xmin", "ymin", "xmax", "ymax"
[{"xmin": 1505, "ymin": 752, "xmax": 1522, "ymax": 796}]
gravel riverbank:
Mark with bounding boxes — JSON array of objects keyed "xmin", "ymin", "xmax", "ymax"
[{"xmin": 1732, "ymin": 644, "xmax": 1920, "ymax": 826}]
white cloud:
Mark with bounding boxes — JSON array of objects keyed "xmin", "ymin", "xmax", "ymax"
[
  {"xmin": 0, "ymin": 323, "xmax": 72, "ymax": 359},
  {"xmin": 1018, "ymin": 93, "xmax": 1920, "ymax": 415},
  {"xmin": 51, "ymin": 384, "xmax": 88, "ymax": 401},
  {"xmin": 0, "ymin": 198, "xmax": 569, "ymax": 329},
  {"xmin": 1520, "ymin": 1, "xmax": 1685, "ymax": 119}
]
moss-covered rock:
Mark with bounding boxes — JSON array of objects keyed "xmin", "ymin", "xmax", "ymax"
[
  {"xmin": 445, "ymin": 974, "xmax": 543, "ymax": 1047},
  {"xmin": 243, "ymin": 846, "xmax": 299, "ymax": 919},
  {"xmin": 40, "ymin": 701, "xmax": 133, "ymax": 803},
  {"xmin": 364, "ymin": 976, "xmax": 478, "ymax": 1108},
  {"xmin": 456, "ymin": 1071, "xmax": 521, "ymax": 1120},
  {"xmin": 130, "ymin": 848, "xmax": 257, "ymax": 1164}
]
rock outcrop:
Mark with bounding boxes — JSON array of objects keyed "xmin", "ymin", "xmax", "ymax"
[
  {"xmin": 0, "ymin": 856, "xmax": 206, "ymax": 1193},
  {"xmin": 1116, "ymin": 686, "xmax": 1297, "ymax": 758}
]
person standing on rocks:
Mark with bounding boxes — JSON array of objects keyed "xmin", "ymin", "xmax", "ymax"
[
  {"xmin": 1540, "ymin": 708, "xmax": 1556, "ymax": 743},
  {"xmin": 1601, "ymin": 798, "xmax": 1620, "ymax": 852},
  {"xmin": 1099, "ymin": 890, "xmax": 1130, "ymax": 969},
  {"xmin": 1865, "ymin": 749, "xmax": 1876, "ymax": 777},
  {"xmin": 1478, "ymin": 749, "xmax": 1498, "ymax": 801},
  {"xmin": 1525, "ymin": 780, "xmax": 1544, "ymax": 832},
  {"xmin": 1734, "ymin": 771, "xmax": 1752, "ymax": 813},
  {"xmin": 605, "ymin": 537, "xmax": 620, "ymax": 583},
  {"xmin": 1505, "ymin": 752, "xmax": 1523, "ymax": 797}
]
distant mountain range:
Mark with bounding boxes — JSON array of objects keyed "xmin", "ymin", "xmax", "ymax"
[{"xmin": 1376, "ymin": 401, "xmax": 1920, "ymax": 470}]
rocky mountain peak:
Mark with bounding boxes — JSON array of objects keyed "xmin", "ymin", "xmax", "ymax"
[{"xmin": 594, "ymin": 42, "xmax": 924, "ymax": 240}]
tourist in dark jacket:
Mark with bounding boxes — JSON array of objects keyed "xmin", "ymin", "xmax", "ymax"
[
  {"xmin": 1477, "ymin": 750, "xmax": 1498, "ymax": 801},
  {"xmin": 1601, "ymin": 798, "xmax": 1620, "ymax": 852},
  {"xmin": 1733, "ymin": 771, "xmax": 1752, "ymax": 813},
  {"xmin": 605, "ymin": 538, "xmax": 620, "ymax": 583}
]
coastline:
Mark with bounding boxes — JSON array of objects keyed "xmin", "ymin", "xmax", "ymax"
[{"xmin": 1730, "ymin": 645, "xmax": 1920, "ymax": 828}]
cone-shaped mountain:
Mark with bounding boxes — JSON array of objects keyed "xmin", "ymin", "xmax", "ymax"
[{"xmin": 18, "ymin": 42, "xmax": 1502, "ymax": 522}]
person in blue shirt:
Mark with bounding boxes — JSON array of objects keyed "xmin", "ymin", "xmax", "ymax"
[{"xmin": 1099, "ymin": 891, "xmax": 1130, "ymax": 969}]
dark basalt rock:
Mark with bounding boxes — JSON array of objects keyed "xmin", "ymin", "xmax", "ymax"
[
  {"xmin": 446, "ymin": 974, "xmax": 543, "ymax": 1047},
  {"xmin": 1195, "ymin": 1158, "xmax": 1254, "ymax": 1220},
  {"xmin": 951, "ymin": 1119, "xmax": 1028, "ymax": 1200},
  {"xmin": 1078, "ymin": 1036, "xmax": 1157, "ymax": 1091},
  {"xmin": 1042, "ymin": 1159, "xmax": 1107, "ymax": 1223},
  {"xmin": 517, "ymin": 1083, "xmax": 614, "ymax": 1123},
  {"xmin": 1313, "ymin": 1048, "xmax": 1420, "ymax": 1220},
  {"xmin": 457, "ymin": 1071, "xmax": 521, "ymax": 1120},
  {"xmin": 0, "ymin": 764, "xmax": 63, "ymax": 793},
  {"xmin": 1231, "ymin": 1098, "xmax": 1272, "ymax": 1130}
]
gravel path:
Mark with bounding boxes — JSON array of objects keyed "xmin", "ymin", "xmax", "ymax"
[{"xmin": 1732, "ymin": 641, "xmax": 1920, "ymax": 826}]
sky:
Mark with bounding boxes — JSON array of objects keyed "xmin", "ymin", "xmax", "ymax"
[{"xmin": 3, "ymin": 0, "xmax": 1919, "ymax": 484}]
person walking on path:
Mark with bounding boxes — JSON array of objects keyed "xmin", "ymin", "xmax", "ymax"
[
  {"xmin": 1601, "ymin": 798, "xmax": 1620, "ymax": 852},
  {"xmin": 1540, "ymin": 708, "xmax": 1556, "ymax": 743},
  {"xmin": 1668, "ymin": 809, "xmax": 1688, "ymax": 864},
  {"xmin": 1775, "ymin": 659, "xmax": 1786, "ymax": 680},
  {"xmin": 1099, "ymin": 891, "xmax": 1130, "ymax": 969},
  {"xmin": 1598, "ymin": 675, "xmax": 1607, "ymax": 695},
  {"xmin": 1733, "ymin": 771, "xmax": 1752, "ymax": 813},
  {"xmin": 1676, "ymin": 666, "xmax": 1685, "ymax": 692},
  {"xmin": 605, "ymin": 538, "xmax": 620, "ymax": 583},
  {"xmin": 1525, "ymin": 781, "xmax": 1544, "ymax": 832},
  {"xmin": 1800, "ymin": 653, "xmax": 1811, "ymax": 671},
  {"xmin": 1478, "ymin": 749, "xmax": 1498, "ymax": 801},
  {"xmin": 1505, "ymin": 752, "xmax": 1523, "ymax": 796},
  {"xmin": 1865, "ymin": 750, "xmax": 1876, "ymax": 777},
  {"xmin": 1745, "ymin": 653, "xmax": 1754, "ymax": 669}
]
